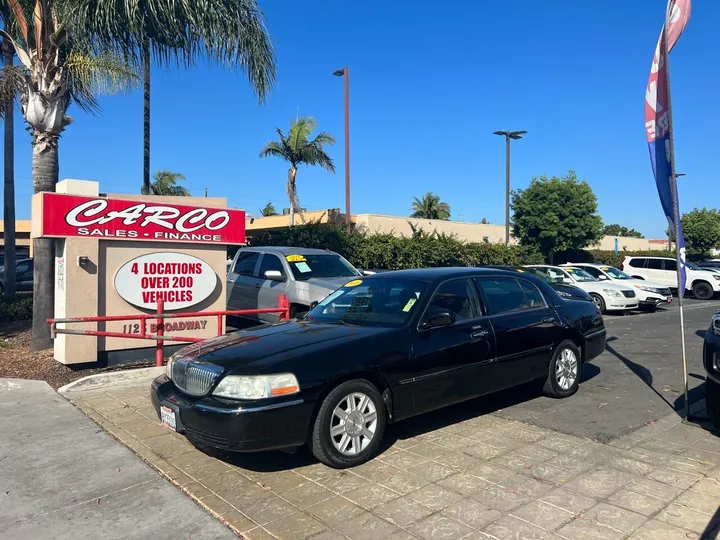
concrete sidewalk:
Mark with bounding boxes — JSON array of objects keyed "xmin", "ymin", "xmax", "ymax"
[{"xmin": 0, "ymin": 378, "xmax": 235, "ymax": 540}]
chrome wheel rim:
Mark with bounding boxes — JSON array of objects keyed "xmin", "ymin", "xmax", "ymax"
[
  {"xmin": 330, "ymin": 392, "xmax": 378, "ymax": 456},
  {"xmin": 556, "ymin": 348, "xmax": 578, "ymax": 390},
  {"xmin": 592, "ymin": 295, "xmax": 602, "ymax": 308}
]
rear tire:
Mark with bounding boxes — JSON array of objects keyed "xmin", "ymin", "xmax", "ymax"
[
  {"xmin": 589, "ymin": 293, "xmax": 606, "ymax": 314},
  {"xmin": 310, "ymin": 379, "xmax": 386, "ymax": 468},
  {"xmin": 707, "ymin": 378, "xmax": 720, "ymax": 431},
  {"xmin": 543, "ymin": 340, "xmax": 582, "ymax": 398},
  {"xmin": 692, "ymin": 281, "xmax": 714, "ymax": 301}
]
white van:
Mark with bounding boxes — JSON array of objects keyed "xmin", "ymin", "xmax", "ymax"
[{"xmin": 621, "ymin": 256, "xmax": 720, "ymax": 300}]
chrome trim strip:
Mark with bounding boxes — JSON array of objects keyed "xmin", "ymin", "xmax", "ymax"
[{"xmin": 194, "ymin": 398, "xmax": 304, "ymax": 414}]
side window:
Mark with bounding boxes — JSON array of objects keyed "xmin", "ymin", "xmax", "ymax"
[
  {"xmin": 426, "ymin": 279, "xmax": 479, "ymax": 323},
  {"xmin": 233, "ymin": 252, "xmax": 260, "ymax": 276},
  {"xmin": 646, "ymin": 259, "xmax": 663, "ymax": 270},
  {"xmin": 258, "ymin": 254, "xmax": 285, "ymax": 277},
  {"xmin": 629, "ymin": 258, "xmax": 646, "ymax": 268},
  {"xmin": 478, "ymin": 277, "xmax": 536, "ymax": 315},
  {"xmin": 16, "ymin": 262, "xmax": 30, "ymax": 276},
  {"xmin": 519, "ymin": 280, "xmax": 546, "ymax": 308},
  {"xmin": 581, "ymin": 266, "xmax": 602, "ymax": 278},
  {"xmin": 664, "ymin": 259, "xmax": 677, "ymax": 271}
]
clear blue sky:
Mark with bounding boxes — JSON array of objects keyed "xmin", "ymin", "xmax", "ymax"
[{"xmin": 3, "ymin": 0, "xmax": 719, "ymax": 238}]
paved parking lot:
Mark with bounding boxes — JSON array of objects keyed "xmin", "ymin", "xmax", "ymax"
[{"xmin": 63, "ymin": 299, "xmax": 720, "ymax": 540}]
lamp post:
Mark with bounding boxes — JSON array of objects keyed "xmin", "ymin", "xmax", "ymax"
[
  {"xmin": 493, "ymin": 130, "xmax": 527, "ymax": 246},
  {"xmin": 333, "ymin": 67, "xmax": 351, "ymax": 228}
]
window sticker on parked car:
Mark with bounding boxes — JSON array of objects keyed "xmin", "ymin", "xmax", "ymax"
[
  {"xmin": 402, "ymin": 298, "xmax": 417, "ymax": 312},
  {"xmin": 345, "ymin": 279, "xmax": 363, "ymax": 287},
  {"xmin": 295, "ymin": 262, "xmax": 312, "ymax": 273},
  {"xmin": 601, "ymin": 267, "xmax": 609, "ymax": 271},
  {"xmin": 516, "ymin": 269, "xmax": 524, "ymax": 272},
  {"xmin": 286, "ymin": 254, "xmax": 306, "ymax": 262}
]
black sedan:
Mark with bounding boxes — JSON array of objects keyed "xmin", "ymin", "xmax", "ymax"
[
  {"xmin": 151, "ymin": 267, "xmax": 606, "ymax": 468},
  {"xmin": 704, "ymin": 311, "xmax": 720, "ymax": 430}
]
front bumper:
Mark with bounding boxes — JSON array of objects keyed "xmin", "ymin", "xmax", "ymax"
[
  {"xmin": 704, "ymin": 330, "xmax": 720, "ymax": 386},
  {"xmin": 584, "ymin": 328, "xmax": 606, "ymax": 362},
  {"xmin": 150, "ymin": 375, "xmax": 314, "ymax": 452},
  {"xmin": 606, "ymin": 298, "xmax": 639, "ymax": 310}
]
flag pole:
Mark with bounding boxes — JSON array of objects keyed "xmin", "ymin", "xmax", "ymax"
[{"xmin": 663, "ymin": 1, "xmax": 690, "ymax": 421}]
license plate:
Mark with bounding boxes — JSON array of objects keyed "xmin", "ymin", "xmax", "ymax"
[
  {"xmin": 160, "ymin": 405, "xmax": 177, "ymax": 431},
  {"xmin": 667, "ymin": 297, "xmax": 673, "ymax": 303}
]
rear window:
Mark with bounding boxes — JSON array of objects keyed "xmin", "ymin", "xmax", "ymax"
[{"xmin": 285, "ymin": 253, "xmax": 358, "ymax": 280}]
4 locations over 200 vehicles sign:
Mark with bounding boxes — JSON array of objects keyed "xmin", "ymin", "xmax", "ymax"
[{"xmin": 39, "ymin": 193, "xmax": 246, "ymax": 244}]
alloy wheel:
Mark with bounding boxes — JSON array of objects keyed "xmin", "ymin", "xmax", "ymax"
[
  {"xmin": 330, "ymin": 392, "xmax": 378, "ymax": 456},
  {"xmin": 555, "ymin": 348, "xmax": 578, "ymax": 390}
]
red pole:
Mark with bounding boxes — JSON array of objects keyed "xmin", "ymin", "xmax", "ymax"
[
  {"xmin": 278, "ymin": 295, "xmax": 290, "ymax": 320},
  {"xmin": 155, "ymin": 298, "xmax": 164, "ymax": 367},
  {"xmin": 217, "ymin": 314, "xmax": 223, "ymax": 336}
]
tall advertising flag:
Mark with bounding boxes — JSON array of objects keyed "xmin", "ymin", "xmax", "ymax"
[
  {"xmin": 644, "ymin": 0, "xmax": 691, "ymax": 295},
  {"xmin": 644, "ymin": 0, "xmax": 691, "ymax": 419}
]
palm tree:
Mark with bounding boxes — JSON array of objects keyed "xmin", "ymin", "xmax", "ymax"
[
  {"xmin": 260, "ymin": 202, "xmax": 278, "ymax": 217},
  {"xmin": 0, "ymin": 1, "xmax": 139, "ymax": 349},
  {"xmin": 411, "ymin": 192, "xmax": 451, "ymax": 220},
  {"xmin": 141, "ymin": 170, "xmax": 190, "ymax": 196},
  {"xmin": 69, "ymin": 1, "xmax": 275, "ymax": 195},
  {"xmin": 259, "ymin": 116, "xmax": 335, "ymax": 226}
]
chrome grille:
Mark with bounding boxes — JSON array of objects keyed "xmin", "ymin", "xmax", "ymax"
[
  {"xmin": 621, "ymin": 290, "xmax": 636, "ymax": 298},
  {"xmin": 170, "ymin": 359, "xmax": 223, "ymax": 397},
  {"xmin": 659, "ymin": 288, "xmax": 672, "ymax": 296}
]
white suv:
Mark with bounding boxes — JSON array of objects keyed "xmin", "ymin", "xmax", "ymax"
[
  {"xmin": 562, "ymin": 263, "xmax": 672, "ymax": 310},
  {"xmin": 525, "ymin": 265, "xmax": 639, "ymax": 313},
  {"xmin": 621, "ymin": 256, "xmax": 720, "ymax": 300}
]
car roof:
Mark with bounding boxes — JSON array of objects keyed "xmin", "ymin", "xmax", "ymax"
[
  {"xmin": 242, "ymin": 246, "xmax": 339, "ymax": 256},
  {"xmin": 624, "ymin": 256, "xmax": 671, "ymax": 260},
  {"xmin": 361, "ymin": 267, "xmax": 527, "ymax": 283},
  {"xmin": 560, "ymin": 263, "xmax": 612, "ymax": 268}
]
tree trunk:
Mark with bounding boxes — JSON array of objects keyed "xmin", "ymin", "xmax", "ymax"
[
  {"xmin": 142, "ymin": 39, "xmax": 151, "ymax": 195},
  {"xmin": 287, "ymin": 167, "xmax": 297, "ymax": 227},
  {"xmin": 2, "ymin": 43, "xmax": 16, "ymax": 299},
  {"xmin": 31, "ymin": 141, "xmax": 58, "ymax": 351}
]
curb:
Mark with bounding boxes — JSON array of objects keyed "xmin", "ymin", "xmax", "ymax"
[{"xmin": 58, "ymin": 366, "xmax": 164, "ymax": 394}]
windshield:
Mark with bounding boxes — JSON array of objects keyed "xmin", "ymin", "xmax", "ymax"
[
  {"xmin": 601, "ymin": 266, "xmax": 632, "ymax": 280},
  {"xmin": 306, "ymin": 277, "xmax": 427, "ymax": 327},
  {"xmin": 563, "ymin": 267, "xmax": 598, "ymax": 282},
  {"xmin": 686, "ymin": 261, "xmax": 701, "ymax": 271},
  {"xmin": 285, "ymin": 253, "xmax": 359, "ymax": 281},
  {"xmin": 519, "ymin": 267, "xmax": 552, "ymax": 283}
]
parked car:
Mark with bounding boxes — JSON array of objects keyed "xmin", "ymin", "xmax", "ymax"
[
  {"xmin": 152, "ymin": 267, "xmax": 606, "ymax": 468},
  {"xmin": 699, "ymin": 260, "xmax": 720, "ymax": 270},
  {"xmin": 561, "ymin": 263, "xmax": 672, "ymax": 310},
  {"xmin": 226, "ymin": 247, "xmax": 362, "ymax": 321},
  {"xmin": 620, "ymin": 256, "xmax": 720, "ymax": 300},
  {"xmin": 0, "ymin": 258, "xmax": 33, "ymax": 295},
  {"xmin": 484, "ymin": 265, "xmax": 593, "ymax": 302},
  {"xmin": 704, "ymin": 311, "xmax": 720, "ymax": 430},
  {"xmin": 525, "ymin": 265, "xmax": 638, "ymax": 314}
]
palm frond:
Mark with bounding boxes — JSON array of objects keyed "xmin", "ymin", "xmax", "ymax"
[
  {"xmin": 0, "ymin": 64, "xmax": 24, "ymax": 117},
  {"xmin": 299, "ymin": 145, "xmax": 335, "ymax": 174},
  {"xmin": 311, "ymin": 131, "xmax": 336, "ymax": 146},
  {"xmin": 259, "ymin": 140, "xmax": 289, "ymax": 160},
  {"xmin": 288, "ymin": 116, "xmax": 316, "ymax": 151},
  {"xmin": 65, "ymin": 50, "xmax": 140, "ymax": 113}
]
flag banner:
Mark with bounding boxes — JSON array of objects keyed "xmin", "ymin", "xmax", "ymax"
[{"xmin": 644, "ymin": 0, "xmax": 691, "ymax": 295}]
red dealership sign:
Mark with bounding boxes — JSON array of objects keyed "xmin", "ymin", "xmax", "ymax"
[{"xmin": 37, "ymin": 193, "xmax": 246, "ymax": 245}]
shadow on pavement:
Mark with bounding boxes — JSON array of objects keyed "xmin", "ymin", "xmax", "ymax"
[
  {"xmin": 207, "ymin": 364, "xmax": 602, "ymax": 472},
  {"xmin": 700, "ymin": 505, "xmax": 720, "ymax": 539},
  {"xmin": 605, "ymin": 336, "xmax": 675, "ymax": 410}
]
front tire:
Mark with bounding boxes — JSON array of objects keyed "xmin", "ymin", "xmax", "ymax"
[
  {"xmin": 310, "ymin": 379, "xmax": 386, "ymax": 468},
  {"xmin": 589, "ymin": 293, "xmax": 606, "ymax": 314},
  {"xmin": 692, "ymin": 281, "xmax": 714, "ymax": 301},
  {"xmin": 543, "ymin": 340, "xmax": 582, "ymax": 398},
  {"xmin": 707, "ymin": 378, "xmax": 720, "ymax": 431}
]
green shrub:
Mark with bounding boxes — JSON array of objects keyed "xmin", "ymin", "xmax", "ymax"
[{"xmin": 0, "ymin": 296, "xmax": 33, "ymax": 321}]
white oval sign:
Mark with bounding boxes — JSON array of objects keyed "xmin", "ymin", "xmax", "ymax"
[{"xmin": 114, "ymin": 252, "xmax": 217, "ymax": 311}]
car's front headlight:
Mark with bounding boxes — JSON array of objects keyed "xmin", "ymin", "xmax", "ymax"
[
  {"xmin": 634, "ymin": 284, "xmax": 658, "ymax": 293},
  {"xmin": 712, "ymin": 275, "xmax": 720, "ymax": 281},
  {"xmin": 602, "ymin": 288, "xmax": 622, "ymax": 297},
  {"xmin": 212, "ymin": 373, "xmax": 300, "ymax": 400},
  {"xmin": 166, "ymin": 356, "xmax": 175, "ymax": 379},
  {"xmin": 713, "ymin": 314, "xmax": 720, "ymax": 336}
]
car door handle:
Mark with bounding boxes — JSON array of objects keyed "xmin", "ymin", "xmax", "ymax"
[
  {"xmin": 471, "ymin": 329, "xmax": 489, "ymax": 339},
  {"xmin": 542, "ymin": 316, "xmax": 555, "ymax": 324}
]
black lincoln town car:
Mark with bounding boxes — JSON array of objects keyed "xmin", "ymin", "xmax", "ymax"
[
  {"xmin": 151, "ymin": 267, "xmax": 606, "ymax": 468},
  {"xmin": 705, "ymin": 311, "xmax": 720, "ymax": 430}
]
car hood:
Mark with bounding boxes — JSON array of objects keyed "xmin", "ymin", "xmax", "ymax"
[
  {"xmin": 575, "ymin": 281, "xmax": 633, "ymax": 293},
  {"xmin": 613, "ymin": 278, "xmax": 669, "ymax": 289},
  {"xmin": 175, "ymin": 320, "xmax": 393, "ymax": 372},
  {"xmin": 300, "ymin": 276, "xmax": 356, "ymax": 291}
]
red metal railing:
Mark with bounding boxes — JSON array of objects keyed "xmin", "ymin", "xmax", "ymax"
[{"xmin": 47, "ymin": 295, "xmax": 290, "ymax": 366}]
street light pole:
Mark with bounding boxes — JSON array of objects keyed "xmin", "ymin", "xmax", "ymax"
[
  {"xmin": 334, "ymin": 67, "xmax": 351, "ymax": 228},
  {"xmin": 493, "ymin": 130, "xmax": 527, "ymax": 246}
]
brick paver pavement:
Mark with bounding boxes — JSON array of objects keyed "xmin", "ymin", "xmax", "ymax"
[{"xmin": 67, "ymin": 385, "xmax": 720, "ymax": 540}]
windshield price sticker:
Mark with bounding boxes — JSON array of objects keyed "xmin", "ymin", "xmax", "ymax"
[
  {"xmin": 295, "ymin": 262, "xmax": 312, "ymax": 273},
  {"xmin": 286, "ymin": 255, "xmax": 306, "ymax": 262},
  {"xmin": 402, "ymin": 298, "xmax": 417, "ymax": 312},
  {"xmin": 345, "ymin": 279, "xmax": 363, "ymax": 287}
]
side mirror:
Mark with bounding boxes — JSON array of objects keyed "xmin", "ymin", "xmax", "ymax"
[
  {"xmin": 310, "ymin": 301, "xmax": 319, "ymax": 310},
  {"xmin": 264, "ymin": 270, "xmax": 286, "ymax": 282},
  {"xmin": 597, "ymin": 274, "xmax": 608, "ymax": 280},
  {"xmin": 562, "ymin": 277, "xmax": 573, "ymax": 284},
  {"xmin": 421, "ymin": 309, "xmax": 456, "ymax": 329}
]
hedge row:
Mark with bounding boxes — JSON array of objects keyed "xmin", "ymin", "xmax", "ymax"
[
  {"xmin": 246, "ymin": 222, "xmax": 676, "ymax": 270},
  {"xmin": 0, "ymin": 296, "xmax": 33, "ymax": 322}
]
